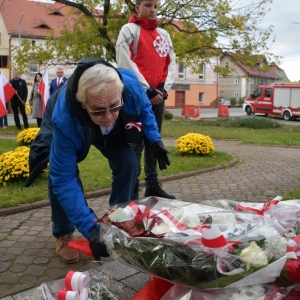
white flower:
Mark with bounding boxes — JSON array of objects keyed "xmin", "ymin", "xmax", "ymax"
[
  {"xmin": 151, "ymin": 222, "xmax": 171, "ymax": 236},
  {"xmin": 228, "ymin": 285, "xmax": 266, "ymax": 300},
  {"xmin": 264, "ymin": 235, "xmax": 287, "ymax": 260},
  {"xmin": 240, "ymin": 241, "xmax": 268, "ymax": 270},
  {"xmin": 109, "ymin": 208, "xmax": 131, "ymax": 222}
]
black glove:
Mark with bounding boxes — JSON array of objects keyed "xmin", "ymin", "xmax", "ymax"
[
  {"xmin": 151, "ymin": 141, "xmax": 170, "ymax": 170},
  {"xmin": 88, "ymin": 229, "xmax": 110, "ymax": 263},
  {"xmin": 162, "ymin": 89, "xmax": 168, "ymax": 100}
]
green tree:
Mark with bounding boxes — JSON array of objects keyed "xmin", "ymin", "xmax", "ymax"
[{"xmin": 12, "ymin": 0, "xmax": 278, "ymax": 76}]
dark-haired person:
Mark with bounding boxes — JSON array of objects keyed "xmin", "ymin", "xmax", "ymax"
[
  {"xmin": 29, "ymin": 72, "xmax": 43, "ymax": 127},
  {"xmin": 24, "ymin": 58, "xmax": 171, "ymax": 264}
]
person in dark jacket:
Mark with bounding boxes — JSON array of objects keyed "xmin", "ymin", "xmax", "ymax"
[
  {"xmin": 49, "ymin": 67, "xmax": 68, "ymax": 96},
  {"xmin": 9, "ymin": 70, "xmax": 29, "ymax": 130},
  {"xmin": 24, "ymin": 58, "xmax": 171, "ymax": 264}
]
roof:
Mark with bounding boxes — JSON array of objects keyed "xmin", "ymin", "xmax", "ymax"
[
  {"xmin": 221, "ymin": 51, "xmax": 281, "ymax": 80},
  {"xmin": 0, "ymin": 0, "xmax": 98, "ymax": 39}
]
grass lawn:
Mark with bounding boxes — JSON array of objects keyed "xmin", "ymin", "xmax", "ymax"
[{"xmin": 0, "ymin": 128, "xmax": 232, "ymax": 208}]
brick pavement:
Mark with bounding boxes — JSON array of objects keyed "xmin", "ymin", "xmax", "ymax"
[{"xmin": 1, "ymin": 139, "xmax": 300, "ymax": 298}]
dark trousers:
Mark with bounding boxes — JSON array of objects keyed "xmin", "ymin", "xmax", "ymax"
[
  {"xmin": 131, "ymin": 100, "xmax": 165, "ymax": 186},
  {"xmin": 48, "ymin": 143, "xmax": 138, "ymax": 238},
  {"xmin": 37, "ymin": 118, "xmax": 42, "ymax": 128},
  {"xmin": 10, "ymin": 100, "xmax": 29, "ymax": 129}
]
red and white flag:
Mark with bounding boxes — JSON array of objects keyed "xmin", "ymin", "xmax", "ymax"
[
  {"xmin": 39, "ymin": 68, "xmax": 50, "ymax": 115},
  {"xmin": 0, "ymin": 72, "xmax": 16, "ymax": 118}
]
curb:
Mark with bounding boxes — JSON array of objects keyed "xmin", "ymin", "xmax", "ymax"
[{"xmin": 0, "ymin": 159, "xmax": 239, "ymax": 217}]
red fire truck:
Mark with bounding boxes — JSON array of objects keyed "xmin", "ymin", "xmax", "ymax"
[{"xmin": 243, "ymin": 83, "xmax": 300, "ymax": 121}]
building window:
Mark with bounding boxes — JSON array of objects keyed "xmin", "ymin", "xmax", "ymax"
[
  {"xmin": 0, "ymin": 56, "xmax": 8, "ymax": 67},
  {"xmin": 32, "ymin": 40, "xmax": 35, "ymax": 46},
  {"xmin": 199, "ymin": 63, "xmax": 205, "ymax": 80},
  {"xmin": 225, "ymin": 62, "xmax": 229, "ymax": 68},
  {"xmin": 199, "ymin": 92, "xmax": 204, "ymax": 103},
  {"xmin": 29, "ymin": 60, "xmax": 38, "ymax": 74},
  {"xmin": 235, "ymin": 77, "xmax": 239, "ymax": 84},
  {"xmin": 234, "ymin": 92, "xmax": 239, "ymax": 99},
  {"xmin": 178, "ymin": 63, "xmax": 185, "ymax": 79},
  {"xmin": 251, "ymin": 77, "xmax": 254, "ymax": 84}
]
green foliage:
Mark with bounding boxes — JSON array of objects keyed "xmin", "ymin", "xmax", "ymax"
[
  {"xmin": 164, "ymin": 110, "xmax": 173, "ymax": 120},
  {"xmin": 175, "ymin": 117, "xmax": 282, "ymax": 130},
  {"xmin": 162, "ymin": 117, "xmax": 300, "ymax": 146},
  {"xmin": 230, "ymin": 97, "xmax": 237, "ymax": 107},
  {"xmin": 237, "ymin": 98, "xmax": 245, "ymax": 106},
  {"xmin": 11, "ymin": 0, "xmax": 278, "ymax": 75}
]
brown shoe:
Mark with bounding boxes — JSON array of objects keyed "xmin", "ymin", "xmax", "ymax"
[{"xmin": 55, "ymin": 234, "xmax": 79, "ymax": 263}]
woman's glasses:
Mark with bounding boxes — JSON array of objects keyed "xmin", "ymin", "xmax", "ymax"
[{"xmin": 86, "ymin": 98, "xmax": 124, "ymax": 116}]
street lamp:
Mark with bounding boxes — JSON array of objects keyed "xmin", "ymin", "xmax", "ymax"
[{"xmin": 18, "ymin": 13, "xmax": 25, "ymax": 48}]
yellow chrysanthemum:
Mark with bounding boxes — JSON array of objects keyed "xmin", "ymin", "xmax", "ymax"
[
  {"xmin": 176, "ymin": 133, "xmax": 215, "ymax": 156},
  {"xmin": 17, "ymin": 128, "xmax": 40, "ymax": 146},
  {"xmin": 0, "ymin": 146, "xmax": 30, "ymax": 185}
]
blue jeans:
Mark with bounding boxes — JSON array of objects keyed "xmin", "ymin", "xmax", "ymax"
[
  {"xmin": 49, "ymin": 143, "xmax": 137, "ymax": 238},
  {"xmin": 0, "ymin": 115, "xmax": 8, "ymax": 127}
]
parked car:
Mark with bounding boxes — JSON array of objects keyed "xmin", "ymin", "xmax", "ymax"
[{"xmin": 219, "ymin": 98, "xmax": 231, "ymax": 108}]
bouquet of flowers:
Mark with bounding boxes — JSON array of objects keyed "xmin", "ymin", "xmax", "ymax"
[{"xmin": 99, "ymin": 197, "xmax": 292, "ymax": 289}]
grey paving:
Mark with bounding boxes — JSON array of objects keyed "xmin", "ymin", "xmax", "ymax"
[{"xmin": 1, "ymin": 139, "xmax": 300, "ymax": 299}]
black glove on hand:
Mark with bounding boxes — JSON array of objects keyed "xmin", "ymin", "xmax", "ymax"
[
  {"xmin": 151, "ymin": 141, "xmax": 170, "ymax": 170},
  {"xmin": 88, "ymin": 229, "xmax": 110, "ymax": 263}
]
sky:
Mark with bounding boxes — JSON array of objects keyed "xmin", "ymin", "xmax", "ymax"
[{"xmin": 260, "ymin": 0, "xmax": 300, "ymax": 82}]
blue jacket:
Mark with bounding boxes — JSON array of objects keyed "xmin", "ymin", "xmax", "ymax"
[{"xmin": 48, "ymin": 58, "xmax": 161, "ymax": 238}]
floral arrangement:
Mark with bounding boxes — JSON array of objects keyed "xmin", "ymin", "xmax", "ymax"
[
  {"xmin": 0, "ymin": 146, "xmax": 30, "ymax": 185},
  {"xmin": 160, "ymin": 283, "xmax": 300, "ymax": 299},
  {"xmin": 176, "ymin": 132, "xmax": 214, "ymax": 155},
  {"xmin": 17, "ymin": 128, "xmax": 40, "ymax": 146},
  {"xmin": 99, "ymin": 197, "xmax": 295, "ymax": 289}
]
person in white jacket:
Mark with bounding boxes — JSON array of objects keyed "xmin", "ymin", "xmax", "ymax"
[{"xmin": 116, "ymin": 0, "xmax": 176, "ymax": 200}]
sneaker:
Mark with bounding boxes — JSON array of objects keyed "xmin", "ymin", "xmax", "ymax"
[
  {"xmin": 131, "ymin": 182, "xmax": 141, "ymax": 200},
  {"xmin": 2, "ymin": 126, "xmax": 7, "ymax": 129},
  {"xmin": 144, "ymin": 183, "xmax": 175, "ymax": 199},
  {"xmin": 55, "ymin": 234, "xmax": 79, "ymax": 263},
  {"xmin": 16, "ymin": 126, "xmax": 21, "ymax": 130}
]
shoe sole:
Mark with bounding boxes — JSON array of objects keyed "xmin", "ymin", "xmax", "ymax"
[{"xmin": 56, "ymin": 252, "xmax": 80, "ymax": 264}]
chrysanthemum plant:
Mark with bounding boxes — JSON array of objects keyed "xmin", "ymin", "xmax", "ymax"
[
  {"xmin": 17, "ymin": 128, "xmax": 40, "ymax": 146},
  {"xmin": 0, "ymin": 146, "xmax": 30, "ymax": 185},
  {"xmin": 176, "ymin": 133, "xmax": 215, "ymax": 155}
]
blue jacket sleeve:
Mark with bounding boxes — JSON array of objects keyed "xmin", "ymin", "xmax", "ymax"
[{"xmin": 49, "ymin": 95, "xmax": 98, "ymax": 238}]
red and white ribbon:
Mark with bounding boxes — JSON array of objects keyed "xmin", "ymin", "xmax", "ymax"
[
  {"xmin": 201, "ymin": 224, "xmax": 228, "ymax": 248},
  {"xmin": 125, "ymin": 122, "xmax": 142, "ymax": 132},
  {"xmin": 58, "ymin": 270, "xmax": 90, "ymax": 300},
  {"xmin": 286, "ymin": 238, "xmax": 300, "ymax": 259},
  {"xmin": 123, "ymin": 201, "xmax": 149, "ymax": 219},
  {"xmin": 120, "ymin": 202, "xmax": 229, "ymax": 248},
  {"xmin": 235, "ymin": 196, "xmax": 282, "ymax": 215}
]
